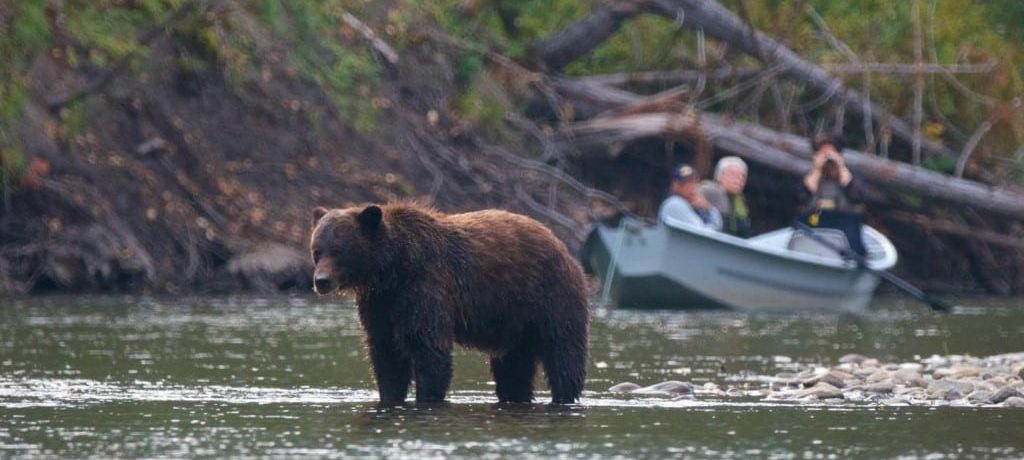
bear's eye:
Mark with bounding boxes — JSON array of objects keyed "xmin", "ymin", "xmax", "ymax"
[{"xmin": 312, "ymin": 250, "xmax": 322, "ymax": 263}]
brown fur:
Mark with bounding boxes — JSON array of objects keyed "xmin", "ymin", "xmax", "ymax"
[{"xmin": 310, "ymin": 202, "xmax": 589, "ymax": 404}]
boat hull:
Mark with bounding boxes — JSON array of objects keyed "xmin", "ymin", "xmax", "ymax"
[{"xmin": 581, "ymin": 220, "xmax": 896, "ymax": 312}]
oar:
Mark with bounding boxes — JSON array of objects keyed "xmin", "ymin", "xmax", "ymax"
[{"xmin": 793, "ymin": 221, "xmax": 952, "ymax": 312}]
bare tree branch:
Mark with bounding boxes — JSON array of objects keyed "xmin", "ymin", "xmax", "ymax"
[
  {"xmin": 955, "ymin": 121, "xmax": 993, "ymax": 178},
  {"xmin": 341, "ymin": 12, "xmax": 399, "ymax": 65},
  {"xmin": 823, "ymin": 62, "xmax": 997, "ymax": 74}
]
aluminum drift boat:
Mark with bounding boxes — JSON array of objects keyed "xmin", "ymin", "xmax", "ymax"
[{"xmin": 580, "ymin": 216, "xmax": 898, "ymax": 312}]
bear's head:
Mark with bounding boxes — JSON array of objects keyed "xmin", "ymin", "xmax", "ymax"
[{"xmin": 309, "ymin": 205, "xmax": 386, "ymax": 295}]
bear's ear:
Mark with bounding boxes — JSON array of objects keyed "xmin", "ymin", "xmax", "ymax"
[
  {"xmin": 312, "ymin": 207, "xmax": 329, "ymax": 227},
  {"xmin": 357, "ymin": 205, "xmax": 383, "ymax": 233}
]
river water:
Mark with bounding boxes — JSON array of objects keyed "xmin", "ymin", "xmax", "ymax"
[{"xmin": 2, "ymin": 295, "xmax": 1023, "ymax": 458}]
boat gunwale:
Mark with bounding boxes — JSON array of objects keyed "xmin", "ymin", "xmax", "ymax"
[{"xmin": 619, "ymin": 216, "xmax": 898, "ymax": 273}]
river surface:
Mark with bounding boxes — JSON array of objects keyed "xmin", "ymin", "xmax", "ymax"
[{"xmin": 2, "ymin": 295, "xmax": 1023, "ymax": 458}]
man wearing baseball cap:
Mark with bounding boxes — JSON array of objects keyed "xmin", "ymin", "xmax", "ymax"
[{"xmin": 658, "ymin": 163, "xmax": 723, "ymax": 230}]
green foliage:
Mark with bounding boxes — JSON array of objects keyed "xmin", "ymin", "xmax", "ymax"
[
  {"xmin": 253, "ymin": 1, "xmax": 381, "ymax": 133},
  {"xmin": 0, "ymin": 146, "xmax": 26, "ymax": 197},
  {"xmin": 564, "ymin": 15, "xmax": 691, "ymax": 76},
  {"xmin": 456, "ymin": 74, "xmax": 510, "ymax": 131},
  {"xmin": 0, "ymin": 1, "xmax": 50, "ymax": 123},
  {"xmin": 2, "ymin": 0, "xmax": 383, "ymax": 137},
  {"xmin": 413, "ymin": 0, "xmax": 596, "ymax": 57}
]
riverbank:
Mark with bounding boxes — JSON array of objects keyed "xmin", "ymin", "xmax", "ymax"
[{"xmin": 3, "ymin": 1, "xmax": 1023, "ymax": 297}]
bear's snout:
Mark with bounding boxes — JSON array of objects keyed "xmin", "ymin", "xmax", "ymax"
[{"xmin": 313, "ymin": 275, "xmax": 332, "ymax": 295}]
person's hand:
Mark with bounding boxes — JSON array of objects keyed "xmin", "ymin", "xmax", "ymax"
[
  {"xmin": 691, "ymin": 194, "xmax": 711, "ymax": 210},
  {"xmin": 829, "ymin": 151, "xmax": 846, "ymax": 169},
  {"xmin": 812, "ymin": 151, "xmax": 829, "ymax": 171}
]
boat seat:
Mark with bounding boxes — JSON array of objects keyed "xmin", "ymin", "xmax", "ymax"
[{"xmin": 787, "ymin": 229, "xmax": 849, "ymax": 259}]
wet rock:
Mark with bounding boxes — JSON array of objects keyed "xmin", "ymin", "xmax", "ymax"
[
  {"xmin": 634, "ymin": 380, "xmax": 694, "ymax": 396},
  {"xmin": 898, "ymin": 362, "xmax": 924, "ymax": 372},
  {"xmin": 852, "ymin": 367, "xmax": 879, "ymax": 379},
  {"xmin": 893, "ymin": 369, "xmax": 928, "ymax": 388},
  {"xmin": 226, "ymin": 244, "xmax": 312, "ymax": 292},
  {"xmin": 971, "ymin": 381, "xmax": 997, "ymax": 393},
  {"xmin": 798, "ymin": 382, "xmax": 844, "ymax": 400},
  {"xmin": 896, "ymin": 387, "xmax": 928, "ymax": 400},
  {"xmin": 988, "ymin": 376, "xmax": 1008, "ymax": 388},
  {"xmin": 802, "ymin": 370, "xmax": 851, "ymax": 389},
  {"xmin": 990, "ymin": 385, "xmax": 1023, "ymax": 404},
  {"xmin": 979, "ymin": 368, "xmax": 1007, "ymax": 380},
  {"xmin": 839, "ymin": 353, "xmax": 868, "ymax": 365},
  {"xmin": 1002, "ymin": 397, "xmax": 1024, "ymax": 408},
  {"xmin": 862, "ymin": 381, "xmax": 894, "ymax": 394},
  {"xmin": 608, "ymin": 382, "xmax": 641, "ymax": 393},
  {"xmin": 866, "ymin": 370, "xmax": 891, "ymax": 383},
  {"xmin": 967, "ymin": 390, "xmax": 994, "ymax": 404},
  {"xmin": 935, "ymin": 365, "xmax": 981, "ymax": 379},
  {"xmin": 927, "ymin": 380, "xmax": 973, "ymax": 400}
]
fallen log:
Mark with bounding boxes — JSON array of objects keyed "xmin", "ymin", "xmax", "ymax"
[
  {"xmin": 573, "ymin": 68, "xmax": 763, "ymax": 88},
  {"xmin": 883, "ymin": 211, "xmax": 1024, "ymax": 251},
  {"xmin": 532, "ymin": 0, "xmax": 960, "ymax": 162},
  {"xmin": 550, "ymin": 79, "xmax": 1024, "ymax": 221},
  {"xmin": 719, "ymin": 119, "xmax": 1024, "ymax": 221},
  {"xmin": 531, "ymin": 0, "xmax": 647, "ymax": 72}
]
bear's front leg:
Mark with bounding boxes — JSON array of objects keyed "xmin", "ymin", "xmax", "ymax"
[
  {"xmin": 367, "ymin": 335, "xmax": 413, "ymax": 404},
  {"xmin": 361, "ymin": 309, "xmax": 412, "ymax": 404},
  {"xmin": 407, "ymin": 339, "xmax": 453, "ymax": 403},
  {"xmin": 396, "ymin": 312, "xmax": 454, "ymax": 403}
]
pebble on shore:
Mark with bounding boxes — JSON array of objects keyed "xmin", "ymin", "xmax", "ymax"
[{"xmin": 606, "ymin": 351, "xmax": 1024, "ymax": 408}]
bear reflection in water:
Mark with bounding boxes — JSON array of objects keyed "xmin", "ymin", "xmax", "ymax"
[{"xmin": 310, "ymin": 202, "xmax": 589, "ymax": 405}]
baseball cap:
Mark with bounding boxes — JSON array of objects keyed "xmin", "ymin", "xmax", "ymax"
[{"xmin": 671, "ymin": 163, "xmax": 698, "ymax": 182}]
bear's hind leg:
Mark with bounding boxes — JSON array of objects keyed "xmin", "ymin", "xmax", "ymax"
[
  {"xmin": 490, "ymin": 344, "xmax": 537, "ymax": 403},
  {"xmin": 541, "ymin": 350, "xmax": 585, "ymax": 404},
  {"xmin": 540, "ymin": 320, "xmax": 588, "ymax": 404}
]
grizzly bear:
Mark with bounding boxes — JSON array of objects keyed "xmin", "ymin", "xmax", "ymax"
[{"xmin": 310, "ymin": 203, "xmax": 589, "ymax": 404}]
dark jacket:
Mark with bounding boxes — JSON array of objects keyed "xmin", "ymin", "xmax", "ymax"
[{"xmin": 797, "ymin": 177, "xmax": 865, "ymax": 215}]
